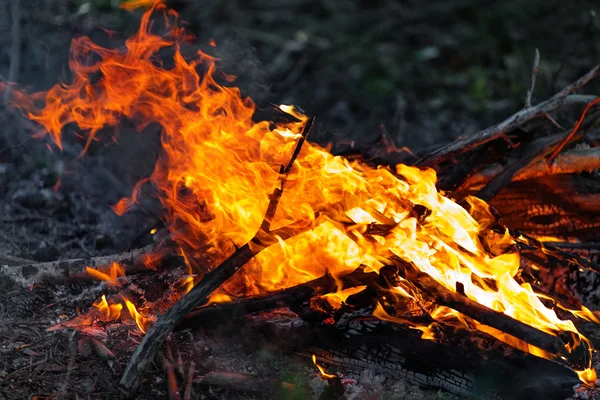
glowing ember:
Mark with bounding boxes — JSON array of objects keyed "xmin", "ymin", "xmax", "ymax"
[{"xmin": 6, "ymin": 0, "xmax": 598, "ymax": 384}]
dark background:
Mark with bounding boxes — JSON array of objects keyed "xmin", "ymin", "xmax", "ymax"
[{"xmin": 2, "ymin": 0, "xmax": 600, "ymax": 152}]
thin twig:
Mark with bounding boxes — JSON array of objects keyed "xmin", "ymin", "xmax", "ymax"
[
  {"xmin": 525, "ymin": 48, "xmax": 540, "ymax": 108},
  {"xmin": 118, "ymin": 117, "xmax": 314, "ymax": 396},
  {"xmin": 547, "ymin": 97, "xmax": 600, "ymax": 163}
]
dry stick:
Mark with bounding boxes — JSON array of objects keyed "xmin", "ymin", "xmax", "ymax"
[
  {"xmin": 417, "ymin": 64, "xmax": 600, "ymax": 167},
  {"xmin": 119, "ymin": 117, "xmax": 315, "ymax": 396},
  {"xmin": 159, "ymin": 352, "xmax": 182, "ymax": 400},
  {"xmin": 183, "ymin": 362, "xmax": 195, "ymax": 400},
  {"xmin": 0, "ymin": 238, "xmax": 174, "ymax": 287}
]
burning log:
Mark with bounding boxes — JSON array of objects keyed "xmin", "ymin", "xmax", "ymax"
[
  {"xmin": 118, "ymin": 116, "xmax": 314, "ymax": 396},
  {"xmin": 0, "ymin": 238, "xmax": 174, "ymax": 287}
]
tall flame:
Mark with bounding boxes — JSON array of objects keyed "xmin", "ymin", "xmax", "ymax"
[{"xmin": 7, "ymin": 1, "xmax": 597, "ymax": 383}]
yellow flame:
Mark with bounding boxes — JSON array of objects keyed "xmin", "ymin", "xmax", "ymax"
[{"xmin": 124, "ymin": 298, "xmax": 150, "ymax": 333}]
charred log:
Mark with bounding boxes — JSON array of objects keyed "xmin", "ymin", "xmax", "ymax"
[
  {"xmin": 491, "ymin": 175, "xmax": 600, "ymax": 241},
  {"xmin": 255, "ymin": 318, "xmax": 579, "ymax": 400}
]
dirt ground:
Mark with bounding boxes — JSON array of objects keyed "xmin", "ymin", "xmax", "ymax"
[{"xmin": 1, "ymin": 0, "xmax": 600, "ymax": 399}]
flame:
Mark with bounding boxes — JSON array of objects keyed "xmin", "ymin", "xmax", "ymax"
[
  {"xmin": 86, "ymin": 262, "xmax": 126, "ymax": 286},
  {"xmin": 124, "ymin": 297, "xmax": 151, "ymax": 333},
  {"xmin": 320, "ymin": 286, "xmax": 367, "ymax": 310},
  {"xmin": 93, "ymin": 295, "xmax": 123, "ymax": 322},
  {"xmin": 8, "ymin": 3, "xmax": 598, "ymax": 383},
  {"xmin": 312, "ymin": 354, "xmax": 337, "ymax": 379}
]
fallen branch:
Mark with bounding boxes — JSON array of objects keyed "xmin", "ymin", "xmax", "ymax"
[
  {"xmin": 0, "ymin": 238, "xmax": 174, "ymax": 287},
  {"xmin": 118, "ymin": 117, "xmax": 314, "ymax": 396},
  {"xmin": 460, "ymin": 147, "xmax": 600, "ymax": 191},
  {"xmin": 417, "ymin": 65, "xmax": 599, "ymax": 167}
]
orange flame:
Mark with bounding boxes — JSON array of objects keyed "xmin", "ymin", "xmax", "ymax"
[
  {"xmin": 93, "ymin": 295, "xmax": 123, "ymax": 322},
  {"xmin": 86, "ymin": 262, "xmax": 126, "ymax": 286},
  {"xmin": 8, "ymin": 3, "xmax": 598, "ymax": 383}
]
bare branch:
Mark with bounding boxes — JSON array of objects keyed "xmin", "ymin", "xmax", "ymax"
[{"xmin": 417, "ymin": 65, "xmax": 600, "ymax": 167}]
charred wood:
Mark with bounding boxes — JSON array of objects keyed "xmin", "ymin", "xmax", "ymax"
[
  {"xmin": 259, "ymin": 319, "xmax": 579, "ymax": 400},
  {"xmin": 460, "ymin": 147, "xmax": 600, "ymax": 192},
  {"xmin": 475, "ymin": 130, "xmax": 585, "ymax": 201}
]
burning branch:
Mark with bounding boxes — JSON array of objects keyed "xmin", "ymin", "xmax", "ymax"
[
  {"xmin": 119, "ymin": 117, "xmax": 314, "ymax": 396},
  {"xmin": 394, "ymin": 258, "xmax": 592, "ymax": 372},
  {"xmin": 417, "ymin": 65, "xmax": 599, "ymax": 167}
]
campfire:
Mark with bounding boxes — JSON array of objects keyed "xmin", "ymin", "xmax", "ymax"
[{"xmin": 2, "ymin": 1, "xmax": 600, "ymax": 398}]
